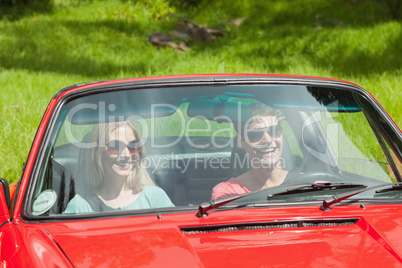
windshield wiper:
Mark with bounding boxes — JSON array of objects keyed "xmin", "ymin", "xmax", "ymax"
[
  {"xmin": 375, "ymin": 184, "xmax": 402, "ymax": 193},
  {"xmin": 196, "ymin": 182, "xmax": 360, "ymax": 217},
  {"xmin": 267, "ymin": 183, "xmax": 366, "ymax": 199},
  {"xmin": 196, "ymin": 182, "xmax": 317, "ymax": 217},
  {"xmin": 320, "ymin": 182, "xmax": 402, "ymax": 211}
]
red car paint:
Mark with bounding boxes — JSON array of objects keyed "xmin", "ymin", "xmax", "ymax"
[{"xmin": 2, "ymin": 206, "xmax": 402, "ymax": 267}]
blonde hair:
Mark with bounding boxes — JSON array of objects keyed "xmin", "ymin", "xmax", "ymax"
[{"xmin": 80, "ymin": 121, "xmax": 154, "ymax": 193}]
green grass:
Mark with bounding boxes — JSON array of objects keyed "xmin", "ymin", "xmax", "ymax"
[{"xmin": 0, "ymin": 0, "xmax": 401, "ymax": 183}]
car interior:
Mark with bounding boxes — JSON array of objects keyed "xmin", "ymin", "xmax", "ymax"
[{"xmin": 47, "ymin": 108, "xmax": 330, "ymax": 214}]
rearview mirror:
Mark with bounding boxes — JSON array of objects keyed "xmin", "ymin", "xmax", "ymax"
[{"xmin": 187, "ymin": 99, "xmax": 253, "ymax": 124}]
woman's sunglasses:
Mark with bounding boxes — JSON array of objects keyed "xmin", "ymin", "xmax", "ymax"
[
  {"xmin": 106, "ymin": 140, "xmax": 142, "ymax": 155},
  {"xmin": 245, "ymin": 125, "xmax": 283, "ymax": 143}
]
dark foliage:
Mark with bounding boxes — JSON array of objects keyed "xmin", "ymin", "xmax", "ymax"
[
  {"xmin": 0, "ymin": 0, "xmax": 53, "ymax": 7},
  {"xmin": 0, "ymin": 0, "xmax": 50, "ymax": 5},
  {"xmin": 379, "ymin": 0, "xmax": 402, "ymax": 19},
  {"xmin": 169, "ymin": 0, "xmax": 207, "ymax": 9},
  {"xmin": 0, "ymin": 0, "xmax": 53, "ymax": 21},
  {"xmin": 348, "ymin": 0, "xmax": 402, "ymax": 20}
]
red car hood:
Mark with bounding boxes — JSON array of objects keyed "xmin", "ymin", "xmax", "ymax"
[{"xmin": 42, "ymin": 205, "xmax": 402, "ymax": 267}]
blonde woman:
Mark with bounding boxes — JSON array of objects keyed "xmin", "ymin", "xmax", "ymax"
[{"xmin": 64, "ymin": 121, "xmax": 174, "ymax": 213}]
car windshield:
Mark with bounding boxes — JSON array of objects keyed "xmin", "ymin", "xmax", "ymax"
[{"xmin": 28, "ymin": 84, "xmax": 402, "ymax": 217}]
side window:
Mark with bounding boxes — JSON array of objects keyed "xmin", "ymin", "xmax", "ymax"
[{"xmin": 325, "ymin": 111, "xmax": 390, "ymax": 181}]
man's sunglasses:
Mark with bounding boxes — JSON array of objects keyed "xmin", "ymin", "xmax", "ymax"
[
  {"xmin": 245, "ymin": 125, "xmax": 283, "ymax": 143},
  {"xmin": 106, "ymin": 140, "xmax": 142, "ymax": 155}
]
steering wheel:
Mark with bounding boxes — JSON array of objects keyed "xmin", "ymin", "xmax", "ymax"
[{"xmin": 284, "ymin": 172, "xmax": 349, "ymax": 184}]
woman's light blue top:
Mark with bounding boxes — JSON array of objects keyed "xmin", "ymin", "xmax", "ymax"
[{"xmin": 63, "ymin": 185, "xmax": 174, "ymax": 214}]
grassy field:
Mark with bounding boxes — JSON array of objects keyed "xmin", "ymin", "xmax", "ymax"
[{"xmin": 0, "ymin": 0, "xmax": 401, "ymax": 183}]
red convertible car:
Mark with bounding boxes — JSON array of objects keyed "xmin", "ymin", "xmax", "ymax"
[{"xmin": 1, "ymin": 74, "xmax": 402, "ymax": 267}]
